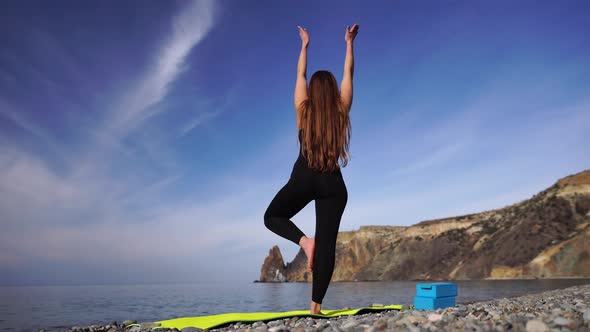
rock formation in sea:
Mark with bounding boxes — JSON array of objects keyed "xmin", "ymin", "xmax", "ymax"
[{"xmin": 259, "ymin": 169, "xmax": 590, "ymax": 282}]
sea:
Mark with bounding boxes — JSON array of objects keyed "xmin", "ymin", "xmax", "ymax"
[{"xmin": 1, "ymin": 279, "xmax": 590, "ymax": 331}]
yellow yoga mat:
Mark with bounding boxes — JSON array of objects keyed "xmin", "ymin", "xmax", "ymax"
[{"xmin": 142, "ymin": 304, "xmax": 403, "ymax": 330}]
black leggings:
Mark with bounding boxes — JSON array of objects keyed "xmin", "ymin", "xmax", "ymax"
[{"xmin": 264, "ymin": 159, "xmax": 348, "ymax": 304}]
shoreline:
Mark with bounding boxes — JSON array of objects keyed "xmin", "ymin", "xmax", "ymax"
[
  {"xmin": 254, "ymin": 277, "xmax": 590, "ymax": 283},
  {"xmin": 65, "ymin": 283, "xmax": 590, "ymax": 332}
]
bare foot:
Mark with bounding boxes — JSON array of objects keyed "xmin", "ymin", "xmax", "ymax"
[
  {"xmin": 310, "ymin": 301, "xmax": 322, "ymax": 315},
  {"xmin": 300, "ymin": 236, "xmax": 315, "ymax": 272}
]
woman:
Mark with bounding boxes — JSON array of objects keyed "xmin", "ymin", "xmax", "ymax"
[{"xmin": 264, "ymin": 23, "xmax": 359, "ymax": 315}]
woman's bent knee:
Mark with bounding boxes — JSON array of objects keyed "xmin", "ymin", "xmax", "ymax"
[{"xmin": 263, "ymin": 208, "xmax": 276, "ymax": 230}]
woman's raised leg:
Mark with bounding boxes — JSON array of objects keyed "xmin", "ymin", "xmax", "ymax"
[{"xmin": 264, "ymin": 178, "xmax": 313, "ymax": 246}]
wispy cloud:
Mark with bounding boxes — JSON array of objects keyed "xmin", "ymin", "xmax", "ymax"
[
  {"xmin": 0, "ymin": 99, "xmax": 64, "ymax": 156},
  {"xmin": 180, "ymin": 110, "xmax": 220, "ymax": 136},
  {"xmin": 1, "ymin": 0, "xmax": 294, "ymax": 284},
  {"xmin": 0, "ymin": 102, "xmax": 45, "ymax": 138},
  {"xmin": 390, "ymin": 142, "xmax": 466, "ymax": 176},
  {"xmin": 107, "ymin": 0, "xmax": 218, "ymax": 138},
  {"xmin": 69, "ymin": 0, "xmax": 219, "ymax": 180},
  {"xmin": 0, "ymin": 138, "xmax": 280, "ymax": 284},
  {"xmin": 178, "ymin": 82, "xmax": 242, "ymax": 137},
  {"xmin": 0, "ymin": 0, "xmax": 230, "ymax": 283}
]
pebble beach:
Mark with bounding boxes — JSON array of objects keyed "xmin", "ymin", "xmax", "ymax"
[{"xmin": 64, "ymin": 283, "xmax": 590, "ymax": 332}]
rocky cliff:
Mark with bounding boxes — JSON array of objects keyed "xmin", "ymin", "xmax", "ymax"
[{"xmin": 259, "ymin": 169, "xmax": 590, "ymax": 282}]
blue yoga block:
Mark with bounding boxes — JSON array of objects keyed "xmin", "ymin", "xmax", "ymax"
[
  {"xmin": 414, "ymin": 295, "xmax": 456, "ymax": 310},
  {"xmin": 416, "ymin": 282, "xmax": 457, "ymax": 298}
]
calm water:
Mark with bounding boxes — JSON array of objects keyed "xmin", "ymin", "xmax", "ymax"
[{"xmin": 1, "ymin": 279, "xmax": 589, "ymax": 331}]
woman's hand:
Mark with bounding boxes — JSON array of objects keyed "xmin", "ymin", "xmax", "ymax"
[
  {"xmin": 345, "ymin": 23, "xmax": 359, "ymax": 44},
  {"xmin": 298, "ymin": 25, "xmax": 309, "ymax": 46}
]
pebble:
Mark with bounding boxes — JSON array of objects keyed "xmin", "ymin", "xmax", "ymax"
[
  {"xmin": 180, "ymin": 328, "xmax": 203, "ymax": 332},
  {"xmin": 61, "ymin": 283, "xmax": 590, "ymax": 332},
  {"xmin": 526, "ymin": 319, "xmax": 549, "ymax": 332},
  {"xmin": 405, "ymin": 315, "xmax": 427, "ymax": 325},
  {"xmin": 341, "ymin": 319, "xmax": 358, "ymax": 329},
  {"xmin": 552, "ymin": 316, "xmax": 570, "ymax": 326},
  {"xmin": 372, "ymin": 319, "xmax": 387, "ymax": 329},
  {"xmin": 427, "ymin": 313, "xmax": 442, "ymax": 322}
]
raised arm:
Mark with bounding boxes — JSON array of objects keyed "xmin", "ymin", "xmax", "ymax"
[
  {"xmin": 341, "ymin": 23, "xmax": 359, "ymax": 113},
  {"xmin": 295, "ymin": 26, "xmax": 309, "ymax": 129}
]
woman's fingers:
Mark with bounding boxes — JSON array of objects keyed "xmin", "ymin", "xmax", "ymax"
[
  {"xmin": 345, "ymin": 23, "xmax": 359, "ymax": 41},
  {"xmin": 298, "ymin": 25, "xmax": 309, "ymax": 45}
]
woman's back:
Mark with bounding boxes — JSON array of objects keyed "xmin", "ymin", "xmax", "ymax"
[
  {"xmin": 297, "ymin": 127, "xmax": 341, "ymax": 173},
  {"xmin": 296, "ymin": 70, "xmax": 351, "ymax": 173}
]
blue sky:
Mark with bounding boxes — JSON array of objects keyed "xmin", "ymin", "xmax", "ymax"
[{"xmin": 0, "ymin": 0, "xmax": 588, "ymax": 286}]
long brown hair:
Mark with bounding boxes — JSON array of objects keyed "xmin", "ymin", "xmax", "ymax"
[{"xmin": 297, "ymin": 70, "xmax": 351, "ymax": 173}]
